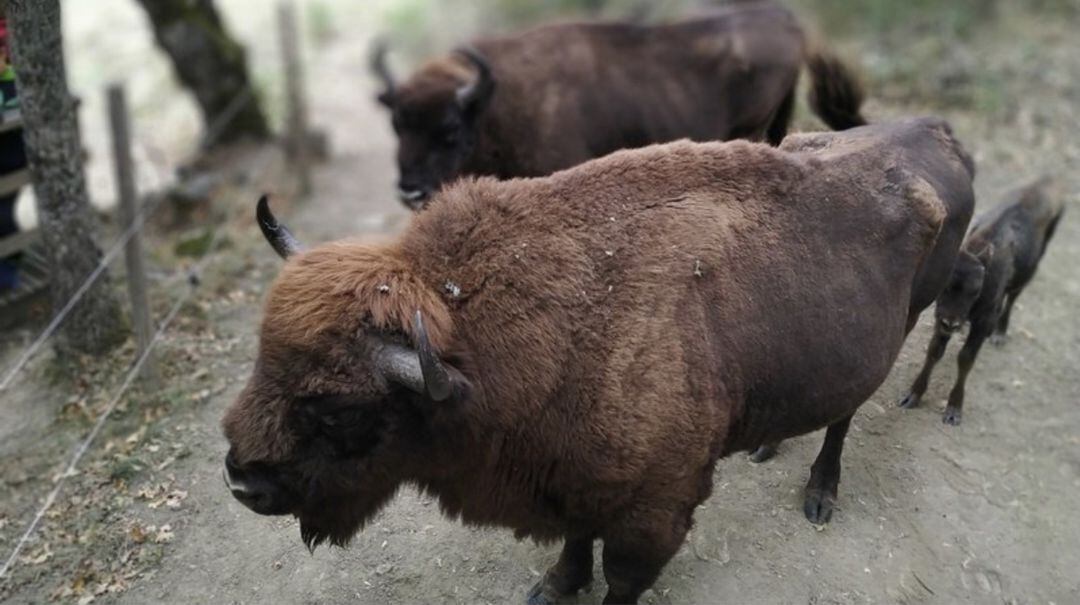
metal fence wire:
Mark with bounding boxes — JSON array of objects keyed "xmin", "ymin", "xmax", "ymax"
[{"xmin": 0, "ymin": 1, "xmax": 311, "ymax": 580}]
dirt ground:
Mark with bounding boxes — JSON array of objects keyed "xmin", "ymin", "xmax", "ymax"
[{"xmin": 2, "ymin": 2, "xmax": 1079, "ymax": 604}]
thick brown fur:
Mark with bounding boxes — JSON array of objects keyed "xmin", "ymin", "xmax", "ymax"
[
  {"xmin": 223, "ymin": 117, "xmax": 973, "ymax": 603},
  {"xmin": 379, "ymin": 0, "xmax": 867, "ymax": 206}
]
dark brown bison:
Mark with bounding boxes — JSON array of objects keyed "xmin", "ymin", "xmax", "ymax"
[
  {"xmin": 222, "ymin": 117, "xmax": 972, "ymax": 604},
  {"xmin": 746, "ymin": 114, "xmax": 978, "ymax": 476},
  {"xmin": 373, "ymin": 0, "xmax": 866, "ymax": 208},
  {"xmin": 900, "ymin": 177, "xmax": 1063, "ymax": 425}
]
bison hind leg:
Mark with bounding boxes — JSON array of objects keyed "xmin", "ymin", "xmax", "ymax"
[
  {"xmin": 803, "ymin": 413, "xmax": 854, "ymax": 525},
  {"xmin": 766, "ymin": 88, "xmax": 797, "ymax": 146},
  {"xmin": 748, "ymin": 441, "xmax": 780, "ymax": 463}
]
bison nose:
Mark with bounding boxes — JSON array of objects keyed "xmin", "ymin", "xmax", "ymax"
[
  {"xmin": 224, "ymin": 467, "xmax": 287, "ymax": 515},
  {"xmin": 397, "ymin": 183, "xmax": 430, "ymax": 209},
  {"xmin": 225, "ymin": 449, "xmax": 242, "ymax": 475},
  {"xmin": 223, "ymin": 452, "xmax": 253, "ymax": 500},
  {"xmin": 939, "ymin": 318, "xmax": 962, "ymax": 333},
  {"xmin": 222, "ymin": 452, "xmax": 292, "ymax": 516}
]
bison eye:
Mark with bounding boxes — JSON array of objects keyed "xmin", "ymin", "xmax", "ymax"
[
  {"xmin": 440, "ymin": 130, "xmax": 460, "ymax": 146},
  {"xmin": 296, "ymin": 396, "xmax": 383, "ymax": 459}
]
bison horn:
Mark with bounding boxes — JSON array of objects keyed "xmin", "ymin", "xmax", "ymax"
[
  {"xmin": 256, "ymin": 195, "xmax": 304, "ymax": 259},
  {"xmin": 370, "ymin": 39, "xmax": 396, "ymax": 104},
  {"xmin": 375, "ymin": 311, "xmax": 454, "ymax": 402},
  {"xmin": 454, "ymin": 47, "xmax": 494, "ymax": 109},
  {"xmin": 413, "ymin": 310, "xmax": 453, "ymax": 401},
  {"xmin": 375, "ymin": 345, "xmax": 426, "ymax": 397}
]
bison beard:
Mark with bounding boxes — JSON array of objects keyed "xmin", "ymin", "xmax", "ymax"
[
  {"xmin": 222, "ymin": 117, "xmax": 974, "ymax": 604},
  {"xmin": 298, "ymin": 485, "xmax": 398, "ymax": 552}
]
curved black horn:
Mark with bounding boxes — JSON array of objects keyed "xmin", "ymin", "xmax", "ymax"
[
  {"xmin": 374, "ymin": 310, "xmax": 453, "ymax": 402},
  {"xmin": 256, "ymin": 195, "xmax": 303, "ymax": 259},
  {"xmin": 414, "ymin": 310, "xmax": 452, "ymax": 401},
  {"xmin": 370, "ymin": 39, "xmax": 396, "ymax": 102},
  {"xmin": 375, "ymin": 344, "xmax": 425, "ymax": 396},
  {"xmin": 454, "ymin": 47, "xmax": 494, "ymax": 109}
]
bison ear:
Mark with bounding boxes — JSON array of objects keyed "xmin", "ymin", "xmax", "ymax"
[
  {"xmin": 454, "ymin": 47, "xmax": 495, "ymax": 113},
  {"xmin": 374, "ymin": 311, "xmax": 468, "ymax": 403}
]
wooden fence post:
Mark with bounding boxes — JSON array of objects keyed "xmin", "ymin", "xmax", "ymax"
[
  {"xmin": 107, "ymin": 83, "xmax": 159, "ymax": 388},
  {"xmin": 277, "ymin": 0, "xmax": 311, "ymax": 196}
]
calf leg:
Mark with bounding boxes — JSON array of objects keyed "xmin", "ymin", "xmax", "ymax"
[
  {"xmin": 991, "ymin": 291, "xmax": 1019, "ymax": 346},
  {"xmin": 527, "ymin": 535, "xmax": 595, "ymax": 605},
  {"xmin": 943, "ymin": 322, "xmax": 991, "ymax": 425},
  {"xmin": 803, "ymin": 414, "xmax": 853, "ymax": 525},
  {"xmin": 899, "ymin": 328, "xmax": 953, "ymax": 408}
]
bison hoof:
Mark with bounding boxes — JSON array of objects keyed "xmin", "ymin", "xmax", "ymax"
[
  {"xmin": 990, "ymin": 332, "xmax": 1009, "ymax": 347},
  {"xmin": 803, "ymin": 488, "xmax": 836, "ymax": 525},
  {"xmin": 748, "ymin": 444, "xmax": 778, "ymax": 463},
  {"xmin": 526, "ymin": 571, "xmax": 592, "ymax": 605},
  {"xmin": 526, "ymin": 583, "xmax": 558, "ymax": 605},
  {"xmin": 898, "ymin": 392, "xmax": 921, "ymax": 409},
  {"xmin": 942, "ymin": 406, "xmax": 963, "ymax": 426}
]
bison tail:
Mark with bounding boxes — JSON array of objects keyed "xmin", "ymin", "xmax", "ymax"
[{"xmin": 806, "ymin": 50, "xmax": 868, "ymax": 131}]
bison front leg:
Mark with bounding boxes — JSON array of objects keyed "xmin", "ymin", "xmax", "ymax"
[
  {"xmin": 899, "ymin": 327, "xmax": 952, "ymax": 409},
  {"xmin": 526, "ymin": 535, "xmax": 595, "ymax": 605},
  {"xmin": 803, "ymin": 413, "xmax": 853, "ymax": 525},
  {"xmin": 943, "ymin": 320, "xmax": 991, "ymax": 425},
  {"xmin": 600, "ymin": 511, "xmax": 688, "ymax": 604}
]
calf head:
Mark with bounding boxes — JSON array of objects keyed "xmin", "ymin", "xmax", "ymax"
[
  {"xmin": 222, "ymin": 197, "xmax": 470, "ymax": 550},
  {"xmin": 372, "ymin": 43, "xmax": 495, "ymax": 210},
  {"xmin": 934, "ymin": 242, "xmax": 994, "ymax": 333}
]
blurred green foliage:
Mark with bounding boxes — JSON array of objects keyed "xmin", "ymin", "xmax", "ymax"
[
  {"xmin": 306, "ymin": 1, "xmax": 338, "ymax": 47},
  {"xmin": 792, "ymin": 0, "xmax": 992, "ymax": 39},
  {"xmin": 379, "ymin": 0, "xmax": 1075, "ymax": 114},
  {"xmin": 380, "ymin": 0, "xmax": 1074, "ymax": 58}
]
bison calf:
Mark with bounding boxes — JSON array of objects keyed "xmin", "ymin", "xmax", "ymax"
[
  {"xmin": 900, "ymin": 177, "xmax": 1063, "ymax": 425},
  {"xmin": 223, "ymin": 118, "xmax": 972, "ymax": 604},
  {"xmin": 373, "ymin": 1, "xmax": 866, "ymax": 208}
]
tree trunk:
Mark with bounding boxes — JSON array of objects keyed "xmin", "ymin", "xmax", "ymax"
[
  {"xmin": 134, "ymin": 0, "xmax": 270, "ymax": 148},
  {"xmin": 8, "ymin": 0, "xmax": 126, "ymax": 355}
]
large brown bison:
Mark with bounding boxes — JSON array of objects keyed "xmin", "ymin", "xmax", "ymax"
[
  {"xmin": 222, "ymin": 117, "xmax": 973, "ymax": 604},
  {"xmin": 373, "ymin": 0, "xmax": 867, "ymax": 208}
]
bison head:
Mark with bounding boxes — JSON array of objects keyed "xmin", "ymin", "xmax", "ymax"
[
  {"xmin": 222, "ymin": 197, "xmax": 469, "ymax": 549},
  {"xmin": 934, "ymin": 242, "xmax": 993, "ymax": 333},
  {"xmin": 372, "ymin": 43, "xmax": 495, "ymax": 210}
]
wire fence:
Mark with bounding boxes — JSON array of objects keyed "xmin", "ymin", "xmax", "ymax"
[
  {"xmin": 0, "ymin": 0, "xmax": 310, "ymax": 581},
  {"xmin": 0, "ymin": 193, "xmax": 166, "ymax": 391},
  {"xmin": 0, "ymin": 75, "xmax": 273, "ymax": 392},
  {"xmin": 0, "ymin": 147, "xmax": 278, "ymax": 579}
]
